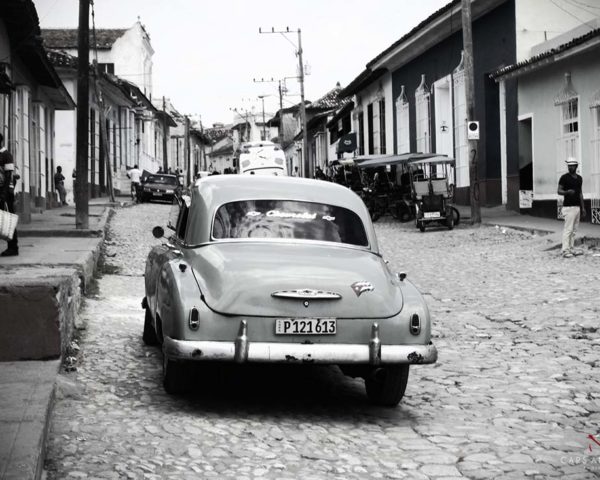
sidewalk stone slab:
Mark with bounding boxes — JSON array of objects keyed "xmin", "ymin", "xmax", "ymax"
[{"xmin": 0, "ymin": 361, "xmax": 60, "ymax": 480}]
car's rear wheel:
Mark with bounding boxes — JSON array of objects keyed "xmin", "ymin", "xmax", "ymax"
[
  {"xmin": 142, "ymin": 308, "xmax": 159, "ymax": 346},
  {"xmin": 365, "ymin": 365, "xmax": 409, "ymax": 407},
  {"xmin": 162, "ymin": 355, "xmax": 189, "ymax": 394}
]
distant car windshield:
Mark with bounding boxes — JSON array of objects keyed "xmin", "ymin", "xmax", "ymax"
[
  {"xmin": 147, "ymin": 175, "xmax": 177, "ymax": 185},
  {"xmin": 211, "ymin": 200, "xmax": 368, "ymax": 246}
]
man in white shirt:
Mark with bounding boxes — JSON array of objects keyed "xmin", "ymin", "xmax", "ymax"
[{"xmin": 127, "ymin": 165, "xmax": 142, "ymax": 202}]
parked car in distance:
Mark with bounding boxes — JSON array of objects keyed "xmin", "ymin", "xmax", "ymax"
[
  {"xmin": 143, "ymin": 175, "xmax": 437, "ymax": 406},
  {"xmin": 140, "ymin": 174, "xmax": 180, "ymax": 203}
]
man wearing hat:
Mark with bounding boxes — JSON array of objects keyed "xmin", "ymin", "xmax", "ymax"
[{"xmin": 557, "ymin": 157, "xmax": 586, "ymax": 258}]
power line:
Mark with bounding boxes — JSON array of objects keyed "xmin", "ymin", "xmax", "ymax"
[
  {"xmin": 569, "ymin": 0, "xmax": 600, "ymax": 11},
  {"xmin": 549, "ymin": 0, "xmax": 598, "ymax": 30},
  {"xmin": 564, "ymin": 0, "xmax": 600, "ymax": 17}
]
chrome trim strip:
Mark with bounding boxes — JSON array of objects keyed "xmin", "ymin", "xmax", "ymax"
[
  {"xmin": 163, "ymin": 337, "xmax": 437, "ymax": 365},
  {"xmin": 271, "ymin": 289, "xmax": 342, "ymax": 300}
]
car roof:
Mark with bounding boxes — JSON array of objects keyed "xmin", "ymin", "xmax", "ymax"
[
  {"xmin": 187, "ymin": 175, "xmax": 378, "ymax": 251},
  {"xmin": 193, "ymin": 175, "xmax": 361, "ymax": 207}
]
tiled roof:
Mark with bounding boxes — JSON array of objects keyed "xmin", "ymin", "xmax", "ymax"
[
  {"xmin": 491, "ymin": 28, "xmax": 600, "ymax": 80},
  {"xmin": 310, "ymin": 82, "xmax": 349, "ymax": 110},
  {"xmin": 204, "ymin": 128, "xmax": 230, "ymax": 143},
  {"xmin": 47, "ymin": 49, "xmax": 78, "ymax": 68},
  {"xmin": 42, "ymin": 28, "xmax": 127, "ymax": 50}
]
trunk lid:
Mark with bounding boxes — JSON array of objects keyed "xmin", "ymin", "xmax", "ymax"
[{"xmin": 187, "ymin": 242, "xmax": 402, "ymax": 318}]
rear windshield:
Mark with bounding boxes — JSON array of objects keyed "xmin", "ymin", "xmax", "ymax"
[
  {"xmin": 212, "ymin": 200, "xmax": 368, "ymax": 246},
  {"xmin": 146, "ymin": 175, "xmax": 177, "ymax": 185}
]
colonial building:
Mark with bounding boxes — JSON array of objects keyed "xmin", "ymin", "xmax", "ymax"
[
  {"xmin": 301, "ymin": 83, "xmax": 351, "ymax": 176},
  {"xmin": 0, "ymin": 0, "xmax": 74, "ymax": 221},
  {"xmin": 492, "ymin": 22, "xmax": 600, "ymax": 222},
  {"xmin": 340, "ymin": 0, "xmax": 597, "ymax": 209},
  {"xmin": 47, "ymin": 50, "xmax": 164, "ymax": 198},
  {"xmin": 42, "ymin": 22, "xmax": 165, "ymax": 194},
  {"xmin": 204, "ymin": 125, "xmax": 233, "ymax": 174}
]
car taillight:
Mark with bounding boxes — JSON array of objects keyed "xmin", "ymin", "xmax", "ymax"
[
  {"xmin": 189, "ymin": 307, "xmax": 200, "ymax": 330},
  {"xmin": 410, "ymin": 314, "xmax": 421, "ymax": 335}
]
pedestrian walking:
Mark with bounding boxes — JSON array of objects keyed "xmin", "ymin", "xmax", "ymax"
[
  {"xmin": 292, "ymin": 166, "xmax": 299, "ymax": 177},
  {"xmin": 558, "ymin": 157, "xmax": 586, "ymax": 258},
  {"xmin": 54, "ymin": 166, "xmax": 68, "ymax": 206},
  {"xmin": 0, "ymin": 133, "xmax": 19, "ymax": 256},
  {"xmin": 127, "ymin": 164, "xmax": 142, "ymax": 202}
]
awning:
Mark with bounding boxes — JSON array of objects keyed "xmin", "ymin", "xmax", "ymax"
[
  {"xmin": 408, "ymin": 156, "xmax": 455, "ymax": 167},
  {"xmin": 336, "ymin": 132, "xmax": 356, "ymax": 154},
  {"xmin": 355, "ymin": 152, "xmax": 444, "ymax": 168}
]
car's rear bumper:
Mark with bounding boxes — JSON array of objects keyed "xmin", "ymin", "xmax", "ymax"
[{"xmin": 163, "ymin": 334, "xmax": 437, "ymax": 365}]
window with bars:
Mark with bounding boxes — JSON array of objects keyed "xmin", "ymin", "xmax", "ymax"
[
  {"xmin": 453, "ymin": 70, "xmax": 469, "ymax": 188},
  {"xmin": 358, "ymin": 111, "xmax": 365, "ymax": 155},
  {"xmin": 98, "ymin": 63, "xmax": 115, "ymax": 74},
  {"xmin": 556, "ymin": 98, "xmax": 579, "ymax": 183},
  {"xmin": 396, "ymin": 92, "xmax": 409, "ymax": 154},
  {"xmin": 378, "ymin": 99, "xmax": 386, "ymax": 155},
  {"xmin": 367, "ymin": 103, "xmax": 374, "ymax": 155},
  {"xmin": 415, "ymin": 79, "xmax": 430, "ymax": 154}
]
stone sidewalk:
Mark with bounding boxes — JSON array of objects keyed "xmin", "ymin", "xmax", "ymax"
[
  {"xmin": 0, "ymin": 200, "xmax": 598, "ymax": 480},
  {"xmin": 0, "ymin": 197, "xmax": 127, "ymax": 480}
]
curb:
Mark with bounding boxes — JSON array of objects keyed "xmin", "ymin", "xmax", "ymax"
[{"xmin": 0, "ymin": 205, "xmax": 116, "ymax": 480}]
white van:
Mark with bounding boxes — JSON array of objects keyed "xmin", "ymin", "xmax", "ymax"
[{"xmin": 238, "ymin": 141, "xmax": 287, "ymax": 176}]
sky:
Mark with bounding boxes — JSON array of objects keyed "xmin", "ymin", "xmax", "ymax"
[{"xmin": 33, "ymin": 0, "xmax": 449, "ymax": 127}]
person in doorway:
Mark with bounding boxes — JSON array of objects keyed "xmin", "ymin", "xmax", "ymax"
[
  {"xmin": 127, "ymin": 164, "xmax": 142, "ymax": 202},
  {"xmin": 557, "ymin": 157, "xmax": 586, "ymax": 258},
  {"xmin": 292, "ymin": 166, "xmax": 299, "ymax": 177},
  {"xmin": 54, "ymin": 166, "xmax": 67, "ymax": 206},
  {"xmin": 0, "ymin": 133, "xmax": 18, "ymax": 256}
]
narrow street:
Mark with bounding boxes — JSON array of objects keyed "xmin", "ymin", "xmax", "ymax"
[{"xmin": 44, "ymin": 203, "xmax": 600, "ymax": 480}]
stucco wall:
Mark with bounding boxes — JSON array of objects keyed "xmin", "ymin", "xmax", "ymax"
[
  {"xmin": 355, "ymin": 71, "xmax": 393, "ymax": 156},
  {"xmin": 517, "ymin": 49, "xmax": 600, "ymax": 199}
]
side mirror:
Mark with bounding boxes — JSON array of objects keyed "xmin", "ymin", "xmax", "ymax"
[{"xmin": 152, "ymin": 226, "xmax": 165, "ymax": 239}]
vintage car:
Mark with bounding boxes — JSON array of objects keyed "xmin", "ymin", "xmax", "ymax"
[
  {"xmin": 142, "ymin": 175, "xmax": 437, "ymax": 406},
  {"xmin": 140, "ymin": 173, "xmax": 180, "ymax": 203}
]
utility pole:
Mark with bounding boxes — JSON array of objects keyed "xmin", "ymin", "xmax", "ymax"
[
  {"xmin": 75, "ymin": 0, "xmax": 89, "ymax": 229},
  {"xmin": 461, "ymin": 0, "xmax": 481, "ymax": 223},
  {"xmin": 278, "ymin": 80, "xmax": 284, "ymax": 145},
  {"xmin": 259, "ymin": 26, "xmax": 310, "ymax": 178},
  {"xmin": 297, "ymin": 29, "xmax": 310, "ymax": 179},
  {"xmin": 184, "ymin": 115, "xmax": 190, "ymax": 186},
  {"xmin": 162, "ymin": 96, "xmax": 168, "ymax": 173},
  {"xmin": 258, "ymin": 95, "xmax": 267, "ymax": 141}
]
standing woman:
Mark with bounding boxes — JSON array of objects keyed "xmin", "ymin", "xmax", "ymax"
[{"xmin": 0, "ymin": 133, "xmax": 18, "ymax": 256}]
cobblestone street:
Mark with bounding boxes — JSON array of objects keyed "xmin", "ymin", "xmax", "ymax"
[{"xmin": 44, "ymin": 203, "xmax": 600, "ymax": 480}]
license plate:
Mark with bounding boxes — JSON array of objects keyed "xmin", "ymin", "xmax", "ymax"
[
  {"xmin": 154, "ymin": 192, "xmax": 163, "ymax": 196},
  {"xmin": 275, "ymin": 318, "xmax": 336, "ymax": 335},
  {"xmin": 424, "ymin": 211, "xmax": 441, "ymax": 219}
]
